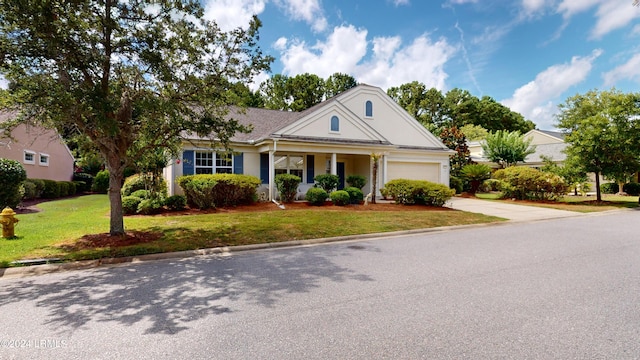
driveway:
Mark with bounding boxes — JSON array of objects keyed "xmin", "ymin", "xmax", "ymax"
[{"xmin": 446, "ymin": 196, "xmax": 579, "ymax": 221}]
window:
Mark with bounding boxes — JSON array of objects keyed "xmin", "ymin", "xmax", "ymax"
[
  {"xmin": 23, "ymin": 151, "xmax": 35, "ymax": 165},
  {"xmin": 330, "ymin": 115, "xmax": 340, "ymax": 132},
  {"xmin": 194, "ymin": 151, "xmax": 233, "ymax": 174},
  {"xmin": 39, "ymin": 153, "xmax": 49, "ymax": 166},
  {"xmin": 274, "ymin": 154, "xmax": 304, "ymax": 179},
  {"xmin": 365, "ymin": 100, "xmax": 373, "ymax": 117}
]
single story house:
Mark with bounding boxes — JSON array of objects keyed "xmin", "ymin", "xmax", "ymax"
[
  {"xmin": 163, "ymin": 84, "xmax": 454, "ymax": 200},
  {"xmin": 0, "ymin": 110, "xmax": 75, "ymax": 181}
]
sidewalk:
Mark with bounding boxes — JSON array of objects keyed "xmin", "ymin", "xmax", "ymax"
[{"xmin": 446, "ymin": 197, "xmax": 579, "ymax": 222}]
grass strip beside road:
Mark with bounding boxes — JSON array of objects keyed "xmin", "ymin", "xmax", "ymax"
[
  {"xmin": 474, "ymin": 192, "xmax": 639, "ymax": 212},
  {"xmin": 1, "ymin": 195, "xmax": 503, "ymax": 267}
]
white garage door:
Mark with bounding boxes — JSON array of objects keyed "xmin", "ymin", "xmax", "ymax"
[{"xmin": 387, "ymin": 162, "xmax": 440, "ymax": 183}]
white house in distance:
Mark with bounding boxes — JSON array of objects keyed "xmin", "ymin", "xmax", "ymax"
[
  {"xmin": 0, "ymin": 110, "xmax": 75, "ymax": 181},
  {"xmin": 163, "ymin": 84, "xmax": 454, "ymax": 200}
]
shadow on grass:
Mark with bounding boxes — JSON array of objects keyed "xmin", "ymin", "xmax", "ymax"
[{"xmin": 0, "ymin": 245, "xmax": 375, "ymax": 335}]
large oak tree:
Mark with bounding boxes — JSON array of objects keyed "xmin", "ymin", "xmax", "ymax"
[{"xmin": 0, "ymin": 0, "xmax": 272, "ymax": 235}]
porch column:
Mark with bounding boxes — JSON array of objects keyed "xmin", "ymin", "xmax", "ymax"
[
  {"xmin": 331, "ymin": 153, "xmax": 337, "ymax": 175},
  {"xmin": 268, "ymin": 150, "xmax": 275, "ymax": 201},
  {"xmin": 382, "ymin": 154, "xmax": 388, "ymax": 187}
]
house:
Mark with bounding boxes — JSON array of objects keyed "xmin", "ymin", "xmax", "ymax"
[
  {"xmin": 0, "ymin": 110, "xmax": 75, "ymax": 181},
  {"xmin": 163, "ymin": 84, "xmax": 454, "ymax": 200}
]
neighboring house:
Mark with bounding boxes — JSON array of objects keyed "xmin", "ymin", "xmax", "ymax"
[
  {"xmin": 0, "ymin": 110, "xmax": 75, "ymax": 181},
  {"xmin": 468, "ymin": 129, "xmax": 567, "ymax": 168},
  {"xmin": 164, "ymin": 84, "xmax": 454, "ymax": 200}
]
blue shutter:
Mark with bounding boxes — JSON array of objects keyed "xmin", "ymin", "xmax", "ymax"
[
  {"xmin": 306, "ymin": 155, "xmax": 315, "ymax": 184},
  {"xmin": 183, "ymin": 150, "xmax": 194, "ymax": 175},
  {"xmin": 260, "ymin": 153, "xmax": 269, "ymax": 184},
  {"xmin": 233, "ymin": 153, "xmax": 243, "ymax": 174}
]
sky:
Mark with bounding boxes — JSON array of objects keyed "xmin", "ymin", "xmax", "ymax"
[
  {"xmin": 1, "ymin": 0, "xmax": 638, "ymax": 130},
  {"xmin": 200, "ymin": 0, "xmax": 640, "ymax": 130}
]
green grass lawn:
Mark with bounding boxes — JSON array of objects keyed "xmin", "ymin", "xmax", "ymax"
[
  {"xmin": 475, "ymin": 192, "xmax": 639, "ymax": 212},
  {"xmin": 0, "ymin": 195, "xmax": 503, "ymax": 267}
]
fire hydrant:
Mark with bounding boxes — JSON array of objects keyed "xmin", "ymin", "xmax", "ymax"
[{"xmin": 0, "ymin": 207, "xmax": 19, "ymax": 238}]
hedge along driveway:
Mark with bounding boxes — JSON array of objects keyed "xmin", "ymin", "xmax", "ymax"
[{"xmin": 0, "ymin": 195, "xmax": 504, "ymax": 267}]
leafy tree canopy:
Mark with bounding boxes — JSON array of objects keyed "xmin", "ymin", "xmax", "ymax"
[
  {"xmin": 0, "ymin": 0, "xmax": 272, "ymax": 235},
  {"xmin": 481, "ymin": 130, "xmax": 536, "ymax": 168}
]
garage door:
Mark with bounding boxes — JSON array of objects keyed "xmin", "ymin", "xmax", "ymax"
[{"xmin": 387, "ymin": 162, "xmax": 440, "ymax": 183}]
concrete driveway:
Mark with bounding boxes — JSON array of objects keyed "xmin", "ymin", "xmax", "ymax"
[{"xmin": 446, "ymin": 196, "xmax": 579, "ymax": 221}]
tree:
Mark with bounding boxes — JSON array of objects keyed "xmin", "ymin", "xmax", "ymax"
[
  {"xmin": 260, "ymin": 74, "xmax": 291, "ymax": 110},
  {"xmin": 459, "ymin": 124, "xmax": 489, "ymax": 141},
  {"xmin": 540, "ymin": 155, "xmax": 588, "ymax": 196},
  {"xmin": 325, "ymin": 73, "xmax": 357, "ymax": 98},
  {"xmin": 370, "ymin": 153, "xmax": 382, "ymax": 204},
  {"xmin": 286, "ymin": 73, "xmax": 325, "ymax": 111},
  {"xmin": 439, "ymin": 126, "xmax": 474, "ymax": 177},
  {"xmin": 387, "ymin": 81, "xmax": 429, "ymax": 126},
  {"xmin": 481, "ymin": 130, "xmax": 536, "ymax": 168},
  {"xmin": 556, "ymin": 89, "xmax": 640, "ymax": 201},
  {"xmin": 0, "ymin": 1, "xmax": 272, "ymax": 235}
]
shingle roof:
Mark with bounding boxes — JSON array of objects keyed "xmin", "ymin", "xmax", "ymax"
[
  {"xmin": 537, "ymin": 129, "xmax": 565, "ymax": 141},
  {"xmin": 525, "ymin": 143, "xmax": 567, "ymax": 163}
]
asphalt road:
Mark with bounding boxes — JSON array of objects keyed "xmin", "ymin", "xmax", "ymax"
[{"xmin": 1, "ymin": 210, "xmax": 639, "ymax": 359}]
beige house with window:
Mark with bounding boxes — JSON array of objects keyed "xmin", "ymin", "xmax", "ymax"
[
  {"xmin": 163, "ymin": 84, "xmax": 453, "ymax": 200},
  {"xmin": 0, "ymin": 111, "xmax": 75, "ymax": 181}
]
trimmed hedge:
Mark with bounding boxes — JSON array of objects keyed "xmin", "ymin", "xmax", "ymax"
[
  {"xmin": 305, "ymin": 187, "xmax": 328, "ymax": 205},
  {"xmin": 346, "ymin": 175, "xmax": 366, "ymax": 190},
  {"xmin": 72, "ymin": 172, "xmax": 94, "ymax": 192},
  {"xmin": 384, "ymin": 179, "xmax": 455, "ymax": 207},
  {"xmin": 314, "ymin": 174, "xmax": 339, "ymax": 193},
  {"xmin": 330, "ymin": 190, "xmax": 350, "ymax": 206},
  {"xmin": 165, "ymin": 195, "xmax": 187, "ymax": 211},
  {"xmin": 623, "ymin": 182, "xmax": 640, "ymax": 196},
  {"xmin": 177, "ymin": 174, "xmax": 261, "ymax": 210},
  {"xmin": 275, "ymin": 173, "xmax": 301, "ymax": 203},
  {"xmin": 493, "ymin": 166, "xmax": 567, "ymax": 201},
  {"xmin": 0, "ymin": 158, "xmax": 26, "ymax": 209},
  {"xmin": 122, "ymin": 173, "xmax": 167, "ymax": 197},
  {"xmin": 41, "ymin": 179, "xmax": 61, "ymax": 199},
  {"xmin": 122, "ymin": 196, "xmax": 143, "ymax": 215},
  {"xmin": 344, "ymin": 186, "xmax": 364, "ymax": 204}
]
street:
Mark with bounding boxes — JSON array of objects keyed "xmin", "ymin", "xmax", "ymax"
[{"xmin": 1, "ymin": 210, "xmax": 639, "ymax": 359}]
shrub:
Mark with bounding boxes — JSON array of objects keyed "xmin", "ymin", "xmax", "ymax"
[
  {"xmin": 92, "ymin": 169, "xmax": 110, "ymax": 193},
  {"xmin": 66, "ymin": 181, "xmax": 77, "ymax": 195},
  {"xmin": 314, "ymin": 174, "xmax": 339, "ymax": 193},
  {"xmin": 479, "ymin": 178, "xmax": 505, "ymax": 193},
  {"xmin": 330, "ymin": 190, "xmax": 350, "ymax": 206},
  {"xmin": 22, "ymin": 180, "xmax": 38, "ymax": 200},
  {"xmin": 137, "ymin": 197, "xmax": 165, "ymax": 215},
  {"xmin": 623, "ymin": 182, "xmax": 640, "ymax": 196},
  {"xmin": 275, "ymin": 173, "xmax": 301, "ymax": 203},
  {"xmin": 41, "ymin": 179, "xmax": 61, "ymax": 199},
  {"xmin": 384, "ymin": 179, "xmax": 455, "ymax": 206},
  {"xmin": 346, "ymin": 175, "xmax": 366, "ymax": 190},
  {"xmin": 493, "ymin": 166, "xmax": 567, "ymax": 201},
  {"xmin": 130, "ymin": 189, "xmax": 151, "ymax": 199},
  {"xmin": 72, "ymin": 172, "xmax": 94, "ymax": 192},
  {"xmin": 449, "ymin": 176, "xmax": 463, "ymax": 194},
  {"xmin": 461, "ymin": 164, "xmax": 492, "ymax": 194},
  {"xmin": 122, "ymin": 173, "xmax": 167, "ymax": 197},
  {"xmin": 344, "ymin": 186, "xmax": 364, "ymax": 204},
  {"xmin": 177, "ymin": 174, "xmax": 260, "ymax": 209},
  {"xmin": 28, "ymin": 179, "xmax": 45, "ymax": 196},
  {"xmin": 165, "ymin": 195, "xmax": 187, "ymax": 211},
  {"xmin": 122, "ymin": 196, "xmax": 142, "ymax": 215},
  {"xmin": 600, "ymin": 182, "xmax": 618, "ymax": 194},
  {"xmin": 0, "ymin": 158, "xmax": 27, "ymax": 209},
  {"xmin": 58, "ymin": 181, "xmax": 70, "ymax": 197},
  {"xmin": 305, "ymin": 187, "xmax": 328, "ymax": 205}
]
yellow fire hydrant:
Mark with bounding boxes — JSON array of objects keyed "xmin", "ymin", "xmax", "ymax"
[{"xmin": 0, "ymin": 207, "xmax": 19, "ymax": 238}]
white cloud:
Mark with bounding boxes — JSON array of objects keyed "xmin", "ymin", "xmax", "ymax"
[
  {"xmin": 521, "ymin": 0, "xmax": 549, "ymax": 14},
  {"xmin": 603, "ymin": 53, "xmax": 640, "ymax": 86},
  {"xmin": 393, "ymin": 0, "xmax": 410, "ymax": 6},
  {"xmin": 273, "ymin": 0, "xmax": 328, "ymax": 32},
  {"xmin": 556, "ymin": 0, "xmax": 640, "ymax": 39},
  {"xmin": 501, "ymin": 49, "xmax": 603, "ymax": 129},
  {"xmin": 275, "ymin": 25, "xmax": 457, "ymax": 91},
  {"xmin": 203, "ymin": 0, "xmax": 267, "ymax": 32}
]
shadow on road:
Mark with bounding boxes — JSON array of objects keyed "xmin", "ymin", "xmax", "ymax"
[{"xmin": 0, "ymin": 246, "xmax": 376, "ymax": 335}]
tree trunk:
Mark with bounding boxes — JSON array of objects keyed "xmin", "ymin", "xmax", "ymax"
[
  {"xmin": 106, "ymin": 159, "xmax": 125, "ymax": 236},
  {"xmin": 595, "ymin": 171, "xmax": 602, "ymax": 202},
  {"xmin": 371, "ymin": 158, "xmax": 378, "ymax": 205},
  {"xmin": 617, "ymin": 181, "xmax": 626, "ymax": 196}
]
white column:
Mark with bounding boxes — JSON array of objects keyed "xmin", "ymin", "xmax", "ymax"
[
  {"xmin": 268, "ymin": 151, "xmax": 275, "ymax": 201},
  {"xmin": 331, "ymin": 153, "xmax": 337, "ymax": 175},
  {"xmin": 382, "ymin": 154, "xmax": 388, "ymax": 188}
]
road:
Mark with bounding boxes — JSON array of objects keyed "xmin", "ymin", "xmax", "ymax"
[{"xmin": 1, "ymin": 210, "xmax": 639, "ymax": 359}]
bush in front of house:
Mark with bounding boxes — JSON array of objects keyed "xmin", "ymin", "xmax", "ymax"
[
  {"xmin": 275, "ymin": 174, "xmax": 301, "ymax": 203},
  {"xmin": 330, "ymin": 190, "xmax": 350, "ymax": 206},
  {"xmin": 599, "ymin": 182, "xmax": 618, "ymax": 194},
  {"xmin": 449, "ymin": 175, "xmax": 464, "ymax": 194},
  {"xmin": 165, "ymin": 195, "xmax": 187, "ymax": 211},
  {"xmin": 305, "ymin": 187, "xmax": 328, "ymax": 205},
  {"xmin": 344, "ymin": 186, "xmax": 364, "ymax": 204},
  {"xmin": 493, "ymin": 166, "xmax": 567, "ymax": 201},
  {"xmin": 73, "ymin": 172, "xmax": 94, "ymax": 192},
  {"xmin": 92, "ymin": 169, "xmax": 110, "ymax": 193},
  {"xmin": 137, "ymin": 197, "xmax": 165, "ymax": 215},
  {"xmin": 22, "ymin": 180, "xmax": 38, "ymax": 201},
  {"xmin": 346, "ymin": 175, "xmax": 366, "ymax": 190},
  {"xmin": 41, "ymin": 179, "xmax": 61, "ymax": 199},
  {"xmin": 0, "ymin": 158, "xmax": 27, "ymax": 209},
  {"xmin": 130, "ymin": 189, "xmax": 151, "ymax": 199},
  {"xmin": 122, "ymin": 195, "xmax": 143, "ymax": 215},
  {"xmin": 177, "ymin": 174, "xmax": 260, "ymax": 209},
  {"xmin": 623, "ymin": 182, "xmax": 640, "ymax": 196},
  {"xmin": 384, "ymin": 179, "xmax": 455, "ymax": 207},
  {"xmin": 461, "ymin": 164, "xmax": 492, "ymax": 194},
  {"xmin": 122, "ymin": 173, "xmax": 167, "ymax": 197},
  {"xmin": 314, "ymin": 174, "xmax": 339, "ymax": 193},
  {"xmin": 58, "ymin": 181, "xmax": 70, "ymax": 197}
]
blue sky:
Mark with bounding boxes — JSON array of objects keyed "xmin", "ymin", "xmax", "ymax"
[{"xmin": 201, "ymin": 0, "xmax": 640, "ymax": 130}]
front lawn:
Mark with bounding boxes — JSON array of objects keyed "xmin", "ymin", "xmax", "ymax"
[
  {"xmin": 474, "ymin": 192, "xmax": 639, "ymax": 212},
  {"xmin": 0, "ymin": 195, "xmax": 503, "ymax": 267}
]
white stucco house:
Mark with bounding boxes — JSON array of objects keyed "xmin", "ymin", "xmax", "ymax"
[{"xmin": 163, "ymin": 84, "xmax": 453, "ymax": 200}]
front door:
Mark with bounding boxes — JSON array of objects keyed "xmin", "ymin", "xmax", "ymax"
[{"xmin": 337, "ymin": 162, "xmax": 345, "ymax": 190}]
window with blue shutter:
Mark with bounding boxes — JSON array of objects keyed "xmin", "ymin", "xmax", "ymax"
[
  {"xmin": 306, "ymin": 155, "xmax": 315, "ymax": 183},
  {"xmin": 182, "ymin": 150, "xmax": 194, "ymax": 175},
  {"xmin": 233, "ymin": 153, "xmax": 243, "ymax": 174},
  {"xmin": 260, "ymin": 153, "xmax": 269, "ymax": 184}
]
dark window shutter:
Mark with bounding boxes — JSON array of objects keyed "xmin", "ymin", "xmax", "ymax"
[
  {"xmin": 233, "ymin": 153, "xmax": 243, "ymax": 174},
  {"xmin": 183, "ymin": 150, "xmax": 194, "ymax": 175},
  {"xmin": 260, "ymin": 153, "xmax": 269, "ymax": 184},
  {"xmin": 306, "ymin": 155, "xmax": 315, "ymax": 183}
]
